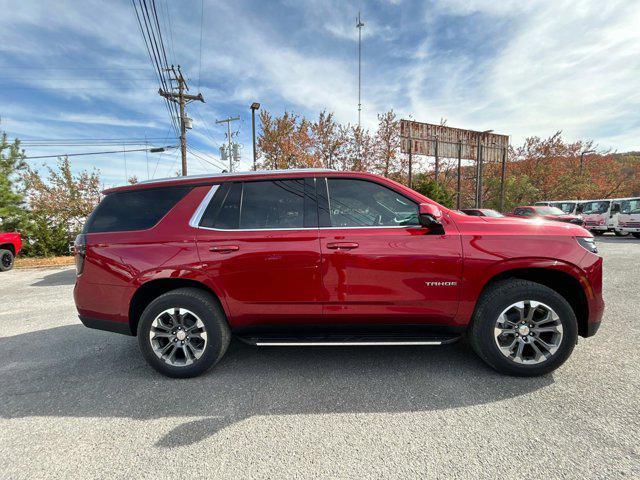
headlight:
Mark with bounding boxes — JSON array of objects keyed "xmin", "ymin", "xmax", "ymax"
[{"xmin": 576, "ymin": 236, "xmax": 598, "ymax": 254}]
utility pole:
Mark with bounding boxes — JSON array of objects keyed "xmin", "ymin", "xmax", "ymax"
[
  {"xmin": 216, "ymin": 116, "xmax": 240, "ymax": 172},
  {"xmin": 250, "ymin": 103, "xmax": 260, "ymax": 170},
  {"xmin": 356, "ymin": 12, "xmax": 365, "ymax": 129},
  {"xmin": 159, "ymin": 66, "xmax": 205, "ymax": 176}
]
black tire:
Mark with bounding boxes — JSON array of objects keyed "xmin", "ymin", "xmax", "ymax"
[
  {"xmin": 137, "ymin": 287, "xmax": 231, "ymax": 378},
  {"xmin": 0, "ymin": 249, "xmax": 14, "ymax": 272},
  {"xmin": 613, "ymin": 230, "xmax": 629, "ymax": 237},
  {"xmin": 468, "ymin": 279, "xmax": 578, "ymax": 376},
  {"xmin": 591, "ymin": 230, "xmax": 604, "ymax": 236},
  {"xmin": 633, "ymin": 233, "xmax": 640, "ymax": 239}
]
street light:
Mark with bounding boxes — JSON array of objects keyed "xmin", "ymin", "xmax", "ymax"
[
  {"xmin": 250, "ymin": 102, "xmax": 261, "ymax": 170},
  {"xmin": 580, "ymin": 149, "xmax": 596, "ymax": 176}
]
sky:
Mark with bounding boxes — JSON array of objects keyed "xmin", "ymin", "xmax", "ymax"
[{"xmin": 1, "ymin": 0, "xmax": 639, "ymax": 187}]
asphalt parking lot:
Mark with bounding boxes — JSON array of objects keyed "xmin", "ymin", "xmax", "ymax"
[{"xmin": 1, "ymin": 236, "xmax": 639, "ymax": 479}]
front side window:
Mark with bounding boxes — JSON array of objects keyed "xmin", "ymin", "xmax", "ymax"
[
  {"xmin": 621, "ymin": 199, "xmax": 640, "ymax": 214},
  {"xmin": 325, "ymin": 178, "xmax": 418, "ymax": 227}
]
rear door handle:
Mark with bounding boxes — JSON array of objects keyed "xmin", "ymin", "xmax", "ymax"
[
  {"xmin": 326, "ymin": 242, "xmax": 359, "ymax": 250},
  {"xmin": 209, "ymin": 245, "xmax": 239, "ymax": 253}
]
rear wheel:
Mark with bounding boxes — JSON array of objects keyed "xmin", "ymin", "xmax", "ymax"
[
  {"xmin": 614, "ymin": 230, "xmax": 629, "ymax": 237},
  {"xmin": 137, "ymin": 288, "xmax": 230, "ymax": 378},
  {"xmin": 591, "ymin": 230, "xmax": 604, "ymax": 236},
  {"xmin": 469, "ymin": 280, "xmax": 578, "ymax": 376},
  {"xmin": 0, "ymin": 249, "xmax": 14, "ymax": 272},
  {"xmin": 633, "ymin": 233, "xmax": 640, "ymax": 239}
]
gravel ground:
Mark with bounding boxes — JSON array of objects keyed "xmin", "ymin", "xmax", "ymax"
[{"xmin": 0, "ymin": 236, "xmax": 639, "ymax": 479}]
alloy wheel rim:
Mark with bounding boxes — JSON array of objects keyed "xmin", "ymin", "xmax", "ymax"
[
  {"xmin": 1, "ymin": 253, "xmax": 11, "ymax": 268},
  {"xmin": 149, "ymin": 308, "xmax": 208, "ymax": 367},
  {"xmin": 494, "ymin": 300, "xmax": 563, "ymax": 365}
]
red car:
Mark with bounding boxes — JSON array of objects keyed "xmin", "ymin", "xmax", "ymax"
[
  {"xmin": 73, "ymin": 170, "xmax": 603, "ymax": 378},
  {"xmin": 0, "ymin": 232, "xmax": 22, "ymax": 271},
  {"xmin": 506, "ymin": 206, "xmax": 585, "ymax": 226}
]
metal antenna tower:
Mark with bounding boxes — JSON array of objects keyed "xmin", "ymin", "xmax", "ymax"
[{"xmin": 356, "ymin": 12, "xmax": 365, "ymax": 129}]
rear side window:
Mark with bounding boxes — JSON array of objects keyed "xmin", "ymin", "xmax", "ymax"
[
  {"xmin": 199, "ymin": 179, "xmax": 312, "ymax": 230},
  {"xmin": 84, "ymin": 186, "xmax": 192, "ymax": 233}
]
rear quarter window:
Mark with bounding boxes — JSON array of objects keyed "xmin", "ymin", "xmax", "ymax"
[{"xmin": 84, "ymin": 186, "xmax": 193, "ymax": 233}]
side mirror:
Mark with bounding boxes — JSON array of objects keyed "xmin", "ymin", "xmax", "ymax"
[{"xmin": 418, "ymin": 203, "xmax": 444, "ymax": 233}]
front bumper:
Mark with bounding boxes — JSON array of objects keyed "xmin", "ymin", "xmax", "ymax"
[{"xmin": 585, "ymin": 321, "xmax": 601, "ymax": 337}]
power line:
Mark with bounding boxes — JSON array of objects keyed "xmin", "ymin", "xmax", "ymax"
[
  {"xmin": 187, "ymin": 147, "xmax": 226, "ymax": 170},
  {"xmin": 132, "ymin": 0, "xmax": 180, "ymax": 137},
  {"xmin": 24, "ymin": 145, "xmax": 177, "ymax": 160}
]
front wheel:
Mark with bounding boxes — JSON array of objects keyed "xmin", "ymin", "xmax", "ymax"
[
  {"xmin": 0, "ymin": 249, "xmax": 14, "ymax": 272},
  {"xmin": 137, "ymin": 288, "xmax": 231, "ymax": 378},
  {"xmin": 591, "ymin": 230, "xmax": 604, "ymax": 236},
  {"xmin": 468, "ymin": 279, "xmax": 578, "ymax": 376},
  {"xmin": 614, "ymin": 230, "xmax": 629, "ymax": 237},
  {"xmin": 633, "ymin": 233, "xmax": 640, "ymax": 239}
]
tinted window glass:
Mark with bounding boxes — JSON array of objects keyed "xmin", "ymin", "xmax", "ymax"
[
  {"xmin": 214, "ymin": 183, "xmax": 242, "ymax": 229},
  {"xmin": 327, "ymin": 179, "xmax": 418, "ymax": 227},
  {"xmin": 240, "ymin": 179, "xmax": 305, "ymax": 229},
  {"xmin": 84, "ymin": 186, "xmax": 192, "ymax": 233}
]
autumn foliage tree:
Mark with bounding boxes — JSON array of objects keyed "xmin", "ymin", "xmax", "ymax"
[{"xmin": 22, "ymin": 157, "xmax": 101, "ymax": 256}]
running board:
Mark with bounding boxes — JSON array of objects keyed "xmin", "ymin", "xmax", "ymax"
[{"xmin": 237, "ymin": 334, "xmax": 461, "ymax": 347}]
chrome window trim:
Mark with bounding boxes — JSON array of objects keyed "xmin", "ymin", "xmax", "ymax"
[
  {"xmin": 197, "ymin": 225, "xmax": 421, "ymax": 232},
  {"xmin": 188, "ymin": 184, "xmax": 220, "ymax": 228}
]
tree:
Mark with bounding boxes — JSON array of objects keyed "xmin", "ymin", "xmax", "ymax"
[
  {"xmin": 412, "ymin": 175, "xmax": 455, "ymax": 209},
  {"xmin": 311, "ymin": 111, "xmax": 346, "ymax": 169},
  {"xmin": 0, "ymin": 133, "xmax": 28, "ymax": 231},
  {"xmin": 374, "ymin": 110, "xmax": 400, "ymax": 176},
  {"xmin": 22, "ymin": 157, "xmax": 101, "ymax": 256},
  {"xmin": 257, "ymin": 110, "xmax": 316, "ymax": 169}
]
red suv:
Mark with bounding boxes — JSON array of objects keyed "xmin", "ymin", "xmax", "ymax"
[{"xmin": 74, "ymin": 170, "xmax": 603, "ymax": 378}]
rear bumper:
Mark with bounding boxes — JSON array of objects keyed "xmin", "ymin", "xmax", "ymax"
[{"xmin": 79, "ymin": 315, "xmax": 133, "ymax": 336}]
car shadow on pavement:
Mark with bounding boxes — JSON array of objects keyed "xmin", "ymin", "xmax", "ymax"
[
  {"xmin": 0, "ymin": 324, "xmax": 553, "ymax": 448},
  {"xmin": 30, "ymin": 268, "xmax": 76, "ymax": 287}
]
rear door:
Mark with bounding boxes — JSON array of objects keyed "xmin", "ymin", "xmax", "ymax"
[
  {"xmin": 317, "ymin": 177, "xmax": 462, "ymax": 326},
  {"xmin": 195, "ymin": 178, "xmax": 322, "ymax": 330}
]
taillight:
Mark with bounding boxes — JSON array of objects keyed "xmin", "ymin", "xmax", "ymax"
[{"xmin": 74, "ymin": 234, "xmax": 86, "ymax": 275}]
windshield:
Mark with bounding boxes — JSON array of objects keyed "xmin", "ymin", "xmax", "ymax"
[
  {"xmin": 482, "ymin": 210, "xmax": 504, "ymax": 217},
  {"xmin": 552, "ymin": 202, "xmax": 576, "ymax": 214},
  {"xmin": 581, "ymin": 201, "xmax": 610, "ymax": 215},
  {"xmin": 620, "ymin": 199, "xmax": 640, "ymax": 214},
  {"xmin": 535, "ymin": 206, "xmax": 565, "ymax": 215}
]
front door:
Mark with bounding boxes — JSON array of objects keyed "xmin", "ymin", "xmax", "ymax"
[
  {"xmin": 196, "ymin": 178, "xmax": 322, "ymax": 330},
  {"xmin": 317, "ymin": 177, "xmax": 462, "ymax": 327}
]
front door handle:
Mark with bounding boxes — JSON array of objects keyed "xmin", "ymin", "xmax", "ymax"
[
  {"xmin": 209, "ymin": 245, "xmax": 239, "ymax": 253},
  {"xmin": 326, "ymin": 242, "xmax": 359, "ymax": 250}
]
